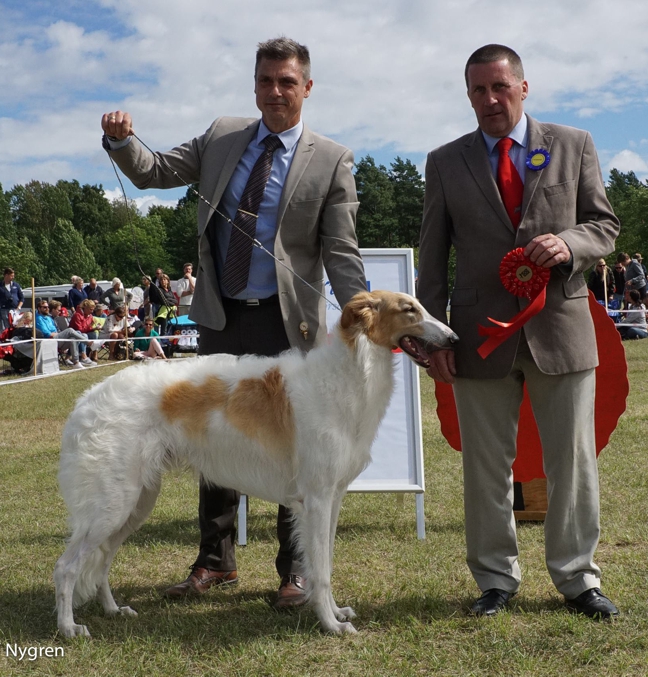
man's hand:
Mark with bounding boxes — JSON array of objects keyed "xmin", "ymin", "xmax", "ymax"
[
  {"xmin": 524, "ymin": 234, "xmax": 571, "ymax": 268},
  {"xmin": 101, "ymin": 111, "xmax": 133, "ymax": 141},
  {"xmin": 426, "ymin": 349, "xmax": 456, "ymax": 384}
]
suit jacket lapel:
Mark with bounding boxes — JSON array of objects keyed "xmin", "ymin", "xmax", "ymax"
[
  {"xmin": 200, "ymin": 120, "xmax": 261, "ymax": 236},
  {"xmin": 521, "ymin": 116, "xmax": 554, "ymax": 217},
  {"xmin": 276, "ymin": 125, "xmax": 315, "ymax": 226},
  {"xmin": 461, "ymin": 130, "xmax": 513, "ymax": 232}
]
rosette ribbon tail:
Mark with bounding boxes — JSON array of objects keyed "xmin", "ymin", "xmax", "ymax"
[{"xmin": 477, "ymin": 287, "xmax": 547, "ymax": 359}]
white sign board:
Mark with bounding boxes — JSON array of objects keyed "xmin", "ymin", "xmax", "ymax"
[
  {"xmin": 239, "ymin": 248, "xmax": 426, "ymax": 541},
  {"xmin": 325, "ymin": 248, "xmax": 424, "ymax": 495}
]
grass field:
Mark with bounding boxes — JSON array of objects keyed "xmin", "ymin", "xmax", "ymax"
[{"xmin": 1, "ymin": 345, "xmax": 647, "ymax": 676}]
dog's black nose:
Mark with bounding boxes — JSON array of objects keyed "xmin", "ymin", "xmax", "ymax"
[{"xmin": 449, "ymin": 334, "xmax": 459, "ymax": 345}]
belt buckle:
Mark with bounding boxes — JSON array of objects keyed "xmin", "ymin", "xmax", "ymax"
[{"xmin": 246, "ymin": 299, "xmax": 260, "ymax": 306}]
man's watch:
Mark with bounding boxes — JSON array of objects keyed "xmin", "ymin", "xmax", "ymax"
[{"xmin": 102, "ymin": 134, "xmax": 120, "ymax": 151}]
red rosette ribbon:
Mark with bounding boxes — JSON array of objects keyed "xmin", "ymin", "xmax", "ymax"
[{"xmin": 477, "ymin": 248, "xmax": 551, "ymax": 359}]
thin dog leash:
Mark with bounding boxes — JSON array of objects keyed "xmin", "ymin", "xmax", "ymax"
[{"xmin": 107, "ymin": 132, "xmax": 342, "ymax": 312}]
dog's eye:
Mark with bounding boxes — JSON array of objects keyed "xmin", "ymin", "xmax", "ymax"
[{"xmin": 402, "ymin": 305, "xmax": 415, "ymax": 314}]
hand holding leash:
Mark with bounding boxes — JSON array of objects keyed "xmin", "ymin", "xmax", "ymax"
[{"xmin": 102, "ymin": 110, "xmax": 134, "ymax": 141}]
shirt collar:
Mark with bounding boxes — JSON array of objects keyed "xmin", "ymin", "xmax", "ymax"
[
  {"xmin": 481, "ymin": 113, "xmax": 528, "ymax": 154},
  {"xmin": 257, "ymin": 119, "xmax": 303, "ymax": 152}
]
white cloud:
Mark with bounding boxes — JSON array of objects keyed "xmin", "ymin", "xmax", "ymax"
[
  {"xmin": 102, "ymin": 188, "xmax": 179, "ymax": 214},
  {"xmin": 2, "ymin": 0, "xmax": 648, "ymax": 190},
  {"xmin": 607, "ymin": 149, "xmax": 648, "ymax": 174}
]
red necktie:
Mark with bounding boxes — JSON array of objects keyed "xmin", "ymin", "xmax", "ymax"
[{"xmin": 496, "ymin": 137, "xmax": 524, "ymax": 228}]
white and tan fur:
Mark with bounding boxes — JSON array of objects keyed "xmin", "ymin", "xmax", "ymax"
[{"xmin": 54, "ymin": 290, "xmax": 457, "ymax": 637}]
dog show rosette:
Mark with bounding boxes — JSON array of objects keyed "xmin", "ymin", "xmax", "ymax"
[{"xmin": 477, "ymin": 248, "xmax": 551, "ymax": 359}]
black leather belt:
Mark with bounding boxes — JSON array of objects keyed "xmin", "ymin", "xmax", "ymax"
[{"xmin": 221, "ymin": 295, "xmax": 279, "ymax": 307}]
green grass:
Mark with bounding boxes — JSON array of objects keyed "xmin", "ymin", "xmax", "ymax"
[{"xmin": 1, "ymin": 349, "xmax": 647, "ymax": 676}]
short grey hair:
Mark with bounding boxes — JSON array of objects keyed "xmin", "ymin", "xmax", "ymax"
[
  {"xmin": 465, "ymin": 44, "xmax": 524, "ymax": 88},
  {"xmin": 255, "ymin": 37, "xmax": 311, "ymax": 82}
]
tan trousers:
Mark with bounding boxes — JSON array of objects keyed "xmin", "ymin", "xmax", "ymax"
[{"xmin": 453, "ymin": 341, "xmax": 602, "ymax": 598}]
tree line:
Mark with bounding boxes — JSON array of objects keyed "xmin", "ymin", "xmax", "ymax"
[{"xmin": 1, "ymin": 163, "xmax": 645, "ymax": 288}]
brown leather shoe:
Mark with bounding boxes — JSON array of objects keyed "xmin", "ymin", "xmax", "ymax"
[
  {"xmin": 274, "ymin": 574, "xmax": 307, "ymax": 609},
  {"xmin": 163, "ymin": 567, "xmax": 238, "ymax": 599}
]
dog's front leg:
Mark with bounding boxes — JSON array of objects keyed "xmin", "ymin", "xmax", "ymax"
[
  {"xmin": 297, "ymin": 494, "xmax": 357, "ymax": 635},
  {"xmin": 327, "ymin": 490, "xmax": 356, "ymax": 622}
]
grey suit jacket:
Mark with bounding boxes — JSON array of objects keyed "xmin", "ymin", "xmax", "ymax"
[
  {"xmin": 109, "ymin": 117, "xmax": 367, "ymax": 350},
  {"xmin": 418, "ymin": 115, "xmax": 619, "ymax": 378}
]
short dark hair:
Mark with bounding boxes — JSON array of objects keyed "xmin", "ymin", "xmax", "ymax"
[
  {"xmin": 617, "ymin": 252, "xmax": 630, "ymax": 264},
  {"xmin": 183, "ymin": 263, "xmax": 193, "ymax": 270},
  {"xmin": 465, "ymin": 44, "xmax": 524, "ymax": 87},
  {"xmin": 4, "ymin": 267, "xmax": 14, "ymax": 276},
  {"xmin": 255, "ymin": 37, "xmax": 311, "ymax": 82},
  {"xmin": 629, "ymin": 289, "xmax": 642, "ymax": 303}
]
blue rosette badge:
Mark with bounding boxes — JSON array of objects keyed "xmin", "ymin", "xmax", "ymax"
[{"xmin": 526, "ymin": 148, "xmax": 550, "ymax": 171}]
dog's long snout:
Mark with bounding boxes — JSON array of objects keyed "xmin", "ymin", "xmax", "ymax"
[{"xmin": 421, "ymin": 315, "xmax": 459, "ymax": 350}]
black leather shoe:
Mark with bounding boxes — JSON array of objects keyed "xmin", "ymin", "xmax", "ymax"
[
  {"xmin": 565, "ymin": 588, "xmax": 619, "ymax": 620},
  {"xmin": 470, "ymin": 588, "xmax": 513, "ymax": 617}
]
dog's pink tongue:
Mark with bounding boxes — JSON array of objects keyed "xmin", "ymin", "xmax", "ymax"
[{"xmin": 399, "ymin": 337, "xmax": 431, "ymax": 367}]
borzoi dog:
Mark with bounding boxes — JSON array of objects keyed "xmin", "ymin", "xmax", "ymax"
[{"xmin": 54, "ymin": 290, "xmax": 457, "ymax": 637}]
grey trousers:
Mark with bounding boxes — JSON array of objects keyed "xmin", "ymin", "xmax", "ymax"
[{"xmin": 453, "ymin": 341, "xmax": 601, "ymax": 598}]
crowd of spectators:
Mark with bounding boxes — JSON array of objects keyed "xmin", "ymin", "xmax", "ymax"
[
  {"xmin": 1, "ymin": 263, "xmax": 196, "ymax": 375},
  {"xmin": 587, "ymin": 251, "xmax": 648, "ymax": 340}
]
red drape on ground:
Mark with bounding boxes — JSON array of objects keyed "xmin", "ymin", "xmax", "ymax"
[{"xmin": 435, "ymin": 292, "xmax": 629, "ymax": 482}]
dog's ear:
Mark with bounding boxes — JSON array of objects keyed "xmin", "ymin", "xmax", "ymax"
[{"xmin": 340, "ymin": 292, "xmax": 379, "ymax": 334}]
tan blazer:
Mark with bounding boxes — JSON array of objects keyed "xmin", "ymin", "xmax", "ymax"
[
  {"xmin": 418, "ymin": 115, "xmax": 619, "ymax": 378},
  {"xmin": 109, "ymin": 117, "xmax": 366, "ymax": 350}
]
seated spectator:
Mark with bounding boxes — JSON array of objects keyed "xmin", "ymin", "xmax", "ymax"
[
  {"xmin": 99, "ymin": 304, "xmax": 134, "ymax": 360},
  {"xmin": 35, "ymin": 300, "xmax": 89, "ymax": 369},
  {"xmin": 102, "ymin": 278, "xmax": 133, "ymax": 312},
  {"xmin": 133, "ymin": 319, "xmax": 168, "ymax": 359},
  {"xmin": 92, "ymin": 303, "xmax": 108, "ymax": 328},
  {"xmin": 49, "ymin": 300, "xmax": 69, "ymax": 330},
  {"xmin": 0, "ymin": 267, "xmax": 24, "ymax": 331},
  {"xmin": 84, "ymin": 278, "xmax": 104, "ymax": 303},
  {"xmin": 70, "ymin": 299, "xmax": 99, "ymax": 364},
  {"xmin": 587, "ymin": 259, "xmax": 614, "ymax": 303},
  {"xmin": 153, "ymin": 274, "xmax": 178, "ymax": 336},
  {"xmin": 0, "ymin": 312, "xmax": 36, "ymax": 374},
  {"xmin": 68, "ymin": 277, "xmax": 88, "ymax": 311},
  {"xmin": 618, "ymin": 289, "xmax": 648, "ymax": 340}
]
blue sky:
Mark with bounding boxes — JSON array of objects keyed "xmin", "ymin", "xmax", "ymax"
[{"xmin": 2, "ymin": 0, "xmax": 648, "ymax": 212}]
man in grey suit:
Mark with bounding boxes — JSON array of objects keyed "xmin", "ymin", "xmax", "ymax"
[
  {"xmin": 102, "ymin": 37, "xmax": 366, "ymax": 607},
  {"xmin": 418, "ymin": 44, "xmax": 620, "ymax": 619}
]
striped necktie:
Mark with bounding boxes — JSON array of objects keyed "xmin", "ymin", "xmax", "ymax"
[{"xmin": 222, "ymin": 134, "xmax": 284, "ymax": 296}]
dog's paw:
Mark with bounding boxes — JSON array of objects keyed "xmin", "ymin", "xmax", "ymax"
[
  {"xmin": 60, "ymin": 624, "xmax": 91, "ymax": 638},
  {"xmin": 337, "ymin": 621, "xmax": 358, "ymax": 635},
  {"xmin": 335, "ymin": 606, "xmax": 356, "ymax": 621},
  {"xmin": 118, "ymin": 606, "xmax": 138, "ymax": 617},
  {"xmin": 324, "ymin": 620, "xmax": 357, "ymax": 635}
]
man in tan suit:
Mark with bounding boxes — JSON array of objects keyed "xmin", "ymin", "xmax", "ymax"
[
  {"xmin": 418, "ymin": 44, "xmax": 620, "ymax": 619},
  {"xmin": 102, "ymin": 37, "xmax": 366, "ymax": 607}
]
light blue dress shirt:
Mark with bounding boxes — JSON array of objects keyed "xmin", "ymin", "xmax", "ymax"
[
  {"xmin": 106, "ymin": 118, "xmax": 303, "ymax": 300},
  {"xmin": 215, "ymin": 119, "xmax": 303, "ymax": 299},
  {"xmin": 481, "ymin": 113, "xmax": 528, "ymax": 184}
]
